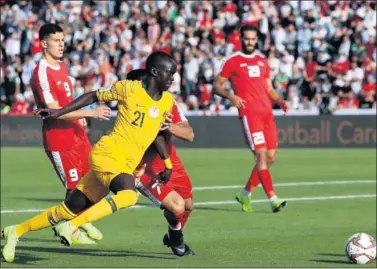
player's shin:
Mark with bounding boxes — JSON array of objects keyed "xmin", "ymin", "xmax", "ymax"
[
  {"xmin": 179, "ymin": 210, "xmax": 192, "ymax": 228},
  {"xmin": 179, "ymin": 198, "xmax": 194, "ymax": 228},
  {"xmin": 164, "ymin": 209, "xmax": 183, "ymax": 230},
  {"xmin": 13, "ymin": 203, "xmax": 76, "ymax": 237},
  {"xmin": 69, "ymin": 190, "xmax": 138, "ymax": 228},
  {"xmin": 257, "ymin": 169, "xmax": 276, "ymax": 199},
  {"xmin": 244, "ymin": 166, "xmax": 260, "ymax": 195}
]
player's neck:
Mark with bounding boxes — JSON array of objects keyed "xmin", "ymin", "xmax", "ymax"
[
  {"xmin": 142, "ymin": 78, "xmax": 162, "ymax": 101},
  {"xmin": 43, "ymin": 53, "xmax": 60, "ymax": 68},
  {"xmin": 241, "ymin": 49, "xmax": 257, "ymax": 56}
]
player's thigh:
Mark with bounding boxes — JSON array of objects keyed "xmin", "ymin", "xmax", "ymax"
[
  {"xmin": 240, "ymin": 115, "xmax": 267, "ymax": 151},
  {"xmin": 170, "ymin": 168, "xmax": 193, "ymax": 200},
  {"xmin": 184, "ymin": 198, "xmax": 194, "ymax": 211},
  {"xmin": 265, "ymin": 114, "xmax": 278, "ymax": 152},
  {"xmin": 137, "ymin": 171, "xmax": 175, "ymax": 208},
  {"xmin": 89, "ymin": 146, "xmax": 136, "ymax": 188},
  {"xmin": 75, "ymin": 170, "xmax": 109, "ymax": 204},
  {"xmin": 46, "ymin": 149, "xmax": 84, "ymax": 190}
]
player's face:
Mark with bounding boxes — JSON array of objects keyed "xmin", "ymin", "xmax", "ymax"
[
  {"xmin": 42, "ymin": 32, "xmax": 65, "ymax": 60},
  {"xmin": 156, "ymin": 60, "xmax": 177, "ymax": 91},
  {"xmin": 241, "ymin": 30, "xmax": 258, "ymax": 54}
]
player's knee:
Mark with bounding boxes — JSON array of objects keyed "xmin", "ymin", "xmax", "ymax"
[
  {"xmin": 267, "ymin": 154, "xmax": 276, "ymax": 166},
  {"xmin": 112, "ymin": 190, "xmax": 138, "ymax": 210},
  {"xmin": 64, "ymin": 189, "xmax": 92, "ymax": 214},
  {"xmin": 184, "ymin": 198, "xmax": 194, "ymax": 212},
  {"xmin": 109, "ymin": 173, "xmax": 135, "ymax": 194},
  {"xmin": 255, "ymin": 151, "xmax": 268, "ymax": 166},
  {"xmin": 166, "ymin": 197, "xmax": 185, "ymax": 217}
]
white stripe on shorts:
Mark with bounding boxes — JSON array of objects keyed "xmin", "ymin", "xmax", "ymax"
[
  {"xmin": 51, "ymin": 151, "xmax": 67, "ymax": 188},
  {"xmin": 136, "ymin": 181, "xmax": 162, "ymax": 207},
  {"xmin": 241, "ymin": 116, "xmax": 255, "ymax": 151}
]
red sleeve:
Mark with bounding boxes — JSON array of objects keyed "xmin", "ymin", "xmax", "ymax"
[
  {"xmin": 219, "ymin": 58, "xmax": 233, "ymax": 78},
  {"xmin": 264, "ymin": 58, "xmax": 270, "ymax": 79},
  {"xmin": 33, "ymin": 65, "xmax": 58, "ymax": 105},
  {"xmin": 171, "ymin": 101, "xmax": 187, "ymax": 123}
]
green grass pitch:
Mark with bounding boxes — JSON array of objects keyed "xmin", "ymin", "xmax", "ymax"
[{"xmin": 1, "ymin": 148, "xmax": 376, "ymax": 267}]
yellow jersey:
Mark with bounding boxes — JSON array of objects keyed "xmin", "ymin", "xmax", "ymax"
[{"xmin": 95, "ymin": 79, "xmax": 174, "ymax": 163}]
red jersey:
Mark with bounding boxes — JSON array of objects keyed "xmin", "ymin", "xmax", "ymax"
[
  {"xmin": 220, "ymin": 51, "xmax": 272, "ymax": 116},
  {"xmin": 31, "ymin": 59, "xmax": 87, "ymax": 151},
  {"xmin": 142, "ymin": 102, "xmax": 187, "ymax": 171}
]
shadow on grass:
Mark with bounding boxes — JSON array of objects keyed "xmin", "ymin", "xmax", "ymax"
[
  {"xmin": 317, "ymin": 252, "xmax": 346, "ymax": 257},
  {"xmin": 310, "ymin": 259, "xmax": 351, "ymax": 265},
  {"xmin": 311, "ymin": 253, "xmax": 350, "ymax": 265},
  {"xmin": 1, "ymin": 253, "xmax": 46, "ymax": 266},
  {"xmin": 14, "ymin": 245, "xmax": 177, "ymax": 260}
]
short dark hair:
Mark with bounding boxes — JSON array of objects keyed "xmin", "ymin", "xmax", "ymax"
[
  {"xmin": 126, "ymin": 69, "xmax": 146, "ymax": 80},
  {"xmin": 39, "ymin": 23, "xmax": 64, "ymax": 41},
  {"xmin": 146, "ymin": 51, "xmax": 175, "ymax": 71},
  {"xmin": 240, "ymin": 24, "xmax": 258, "ymax": 38}
]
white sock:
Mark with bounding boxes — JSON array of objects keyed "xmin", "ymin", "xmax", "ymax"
[
  {"xmin": 269, "ymin": 195, "xmax": 278, "ymax": 201},
  {"xmin": 242, "ymin": 189, "xmax": 251, "ymax": 197},
  {"xmin": 168, "ymin": 222, "xmax": 182, "ymax": 231}
]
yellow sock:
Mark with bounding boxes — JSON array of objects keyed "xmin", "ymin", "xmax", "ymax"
[
  {"xmin": 15, "ymin": 203, "xmax": 76, "ymax": 237},
  {"xmin": 70, "ymin": 190, "xmax": 138, "ymax": 227}
]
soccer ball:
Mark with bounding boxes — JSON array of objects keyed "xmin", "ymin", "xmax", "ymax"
[{"xmin": 345, "ymin": 233, "xmax": 376, "ymax": 264}]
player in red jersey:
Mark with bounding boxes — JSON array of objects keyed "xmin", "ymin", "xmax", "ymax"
[
  {"xmin": 126, "ymin": 69, "xmax": 195, "ymax": 257},
  {"xmin": 2, "ymin": 23, "xmax": 110, "ymax": 243},
  {"xmin": 214, "ymin": 24, "xmax": 288, "ymax": 213}
]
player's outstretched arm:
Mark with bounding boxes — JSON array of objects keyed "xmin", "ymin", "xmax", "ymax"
[
  {"xmin": 214, "ymin": 75, "xmax": 245, "ymax": 109},
  {"xmin": 37, "ymin": 92, "xmax": 99, "ymax": 119}
]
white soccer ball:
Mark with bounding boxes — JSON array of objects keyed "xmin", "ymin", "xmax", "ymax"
[{"xmin": 345, "ymin": 233, "xmax": 376, "ymax": 264}]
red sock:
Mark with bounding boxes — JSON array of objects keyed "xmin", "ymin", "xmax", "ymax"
[
  {"xmin": 258, "ymin": 169, "xmax": 275, "ymax": 199},
  {"xmin": 245, "ymin": 166, "xmax": 260, "ymax": 193},
  {"xmin": 179, "ymin": 210, "xmax": 192, "ymax": 228}
]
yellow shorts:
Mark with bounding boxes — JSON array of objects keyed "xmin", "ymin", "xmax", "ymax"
[
  {"xmin": 76, "ymin": 135, "xmax": 143, "ymax": 202},
  {"xmin": 75, "ymin": 170, "xmax": 109, "ymax": 203}
]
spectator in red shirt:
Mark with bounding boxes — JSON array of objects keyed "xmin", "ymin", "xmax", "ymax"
[
  {"xmin": 304, "ymin": 52, "xmax": 317, "ymax": 81},
  {"xmin": 10, "ymin": 93, "xmax": 28, "ymax": 115},
  {"xmin": 362, "ymin": 75, "xmax": 376, "ymax": 93},
  {"xmin": 338, "ymin": 91, "xmax": 359, "ymax": 109}
]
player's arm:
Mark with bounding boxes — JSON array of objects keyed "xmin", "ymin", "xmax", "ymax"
[
  {"xmin": 161, "ymin": 114, "xmax": 194, "ymax": 142},
  {"xmin": 169, "ymin": 121, "xmax": 194, "ymax": 142},
  {"xmin": 266, "ymin": 78, "xmax": 288, "ymax": 112},
  {"xmin": 152, "ymin": 132, "xmax": 172, "ymax": 183},
  {"xmin": 42, "ymin": 101, "xmax": 110, "ymax": 121},
  {"xmin": 214, "ymin": 59, "xmax": 246, "ymax": 108},
  {"xmin": 37, "ymin": 81, "xmax": 126, "ymax": 119},
  {"xmin": 37, "ymin": 91, "xmax": 99, "ymax": 119}
]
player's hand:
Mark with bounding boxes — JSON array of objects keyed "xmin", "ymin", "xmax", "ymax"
[
  {"xmin": 229, "ymin": 95, "xmax": 246, "ymax": 109},
  {"xmin": 79, "ymin": 118, "xmax": 87, "ymax": 127},
  {"xmin": 155, "ymin": 168, "xmax": 172, "ymax": 183},
  {"xmin": 160, "ymin": 112, "xmax": 173, "ymax": 131},
  {"xmin": 92, "ymin": 105, "xmax": 111, "ymax": 121},
  {"xmin": 277, "ymin": 100, "xmax": 288, "ymax": 114},
  {"xmin": 33, "ymin": 108, "xmax": 58, "ymax": 119}
]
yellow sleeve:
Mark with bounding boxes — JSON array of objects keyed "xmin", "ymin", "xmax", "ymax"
[{"xmin": 96, "ymin": 80, "xmax": 129, "ymax": 102}]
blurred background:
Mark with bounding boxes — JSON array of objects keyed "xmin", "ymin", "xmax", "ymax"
[{"xmin": 0, "ymin": 0, "xmax": 376, "ymax": 116}]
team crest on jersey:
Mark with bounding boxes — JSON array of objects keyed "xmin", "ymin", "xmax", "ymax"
[
  {"xmin": 149, "ymin": 106, "xmax": 159, "ymax": 118},
  {"xmin": 257, "ymin": 61, "xmax": 264, "ymax": 66}
]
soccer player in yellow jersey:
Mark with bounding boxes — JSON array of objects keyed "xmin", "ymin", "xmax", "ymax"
[{"xmin": 2, "ymin": 51, "xmax": 176, "ymax": 263}]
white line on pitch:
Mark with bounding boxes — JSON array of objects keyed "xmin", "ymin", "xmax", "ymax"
[
  {"xmin": 193, "ymin": 180, "xmax": 376, "ymax": 191},
  {"xmin": 1, "ymin": 194, "xmax": 375, "ymax": 214}
]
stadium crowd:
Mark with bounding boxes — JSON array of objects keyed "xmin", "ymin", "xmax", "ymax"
[{"xmin": 1, "ymin": 0, "xmax": 376, "ymax": 116}]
